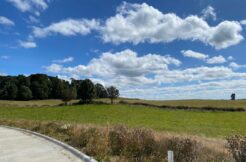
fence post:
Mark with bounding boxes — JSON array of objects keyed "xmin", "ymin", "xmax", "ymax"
[{"xmin": 168, "ymin": 150, "xmax": 174, "ymax": 162}]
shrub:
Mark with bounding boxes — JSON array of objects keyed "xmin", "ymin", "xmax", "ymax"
[
  {"xmin": 166, "ymin": 137, "xmax": 200, "ymax": 162},
  {"xmin": 109, "ymin": 126, "xmax": 156, "ymax": 161},
  {"xmin": 109, "ymin": 125, "xmax": 128, "ymax": 155},
  {"xmin": 227, "ymin": 135, "xmax": 246, "ymax": 162},
  {"xmin": 84, "ymin": 128, "xmax": 110, "ymax": 161}
]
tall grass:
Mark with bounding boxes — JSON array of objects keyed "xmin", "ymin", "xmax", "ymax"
[{"xmin": 0, "ymin": 120, "xmax": 233, "ymax": 162}]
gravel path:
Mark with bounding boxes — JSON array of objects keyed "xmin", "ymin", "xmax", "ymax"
[{"xmin": 0, "ymin": 126, "xmax": 94, "ymax": 162}]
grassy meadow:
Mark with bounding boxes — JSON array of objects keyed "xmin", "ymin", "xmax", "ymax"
[
  {"xmin": 0, "ymin": 100, "xmax": 246, "ymax": 138},
  {"xmin": 99, "ymin": 98, "xmax": 246, "ymax": 109}
]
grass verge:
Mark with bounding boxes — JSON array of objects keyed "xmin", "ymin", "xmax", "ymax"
[{"xmin": 0, "ymin": 120, "xmax": 232, "ymax": 162}]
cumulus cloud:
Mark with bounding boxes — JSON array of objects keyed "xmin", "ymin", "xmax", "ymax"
[
  {"xmin": 45, "ymin": 64, "xmax": 62, "ymax": 73},
  {"xmin": 121, "ymin": 79, "xmax": 246, "ymax": 100},
  {"xmin": 227, "ymin": 56, "xmax": 234, "ymax": 61},
  {"xmin": 240, "ymin": 20, "xmax": 246, "ymax": 25},
  {"xmin": 0, "ymin": 16, "xmax": 15, "ymax": 26},
  {"xmin": 7, "ymin": 0, "xmax": 49, "ymax": 16},
  {"xmin": 181, "ymin": 50, "xmax": 227, "ymax": 64},
  {"xmin": 45, "ymin": 49, "xmax": 181, "ymax": 79},
  {"xmin": 44, "ymin": 49, "xmax": 246, "ymax": 90},
  {"xmin": 229, "ymin": 62, "xmax": 246, "ymax": 69},
  {"xmin": 19, "ymin": 40, "xmax": 37, "ymax": 48},
  {"xmin": 32, "ymin": 19, "xmax": 100, "ymax": 38},
  {"xmin": 53, "ymin": 57, "xmax": 74, "ymax": 63},
  {"xmin": 155, "ymin": 66, "xmax": 246, "ymax": 84},
  {"xmin": 100, "ymin": 2, "xmax": 243, "ymax": 49},
  {"xmin": 206, "ymin": 55, "xmax": 226, "ymax": 64},
  {"xmin": 201, "ymin": 6, "xmax": 217, "ymax": 21},
  {"xmin": 181, "ymin": 50, "xmax": 208, "ymax": 60}
]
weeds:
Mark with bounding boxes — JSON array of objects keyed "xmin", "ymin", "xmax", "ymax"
[{"xmin": 0, "ymin": 120, "xmax": 232, "ymax": 162}]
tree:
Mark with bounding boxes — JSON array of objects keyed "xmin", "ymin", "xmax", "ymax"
[
  {"xmin": 30, "ymin": 74, "xmax": 51, "ymax": 99},
  {"xmin": 0, "ymin": 81, "xmax": 18, "ymax": 100},
  {"xmin": 49, "ymin": 77, "xmax": 66, "ymax": 99},
  {"xmin": 95, "ymin": 83, "xmax": 108, "ymax": 98},
  {"xmin": 107, "ymin": 86, "xmax": 119, "ymax": 104},
  {"xmin": 18, "ymin": 85, "xmax": 32, "ymax": 100},
  {"xmin": 61, "ymin": 86, "xmax": 77, "ymax": 105},
  {"xmin": 78, "ymin": 79, "xmax": 95, "ymax": 103},
  {"xmin": 16, "ymin": 75, "xmax": 30, "ymax": 87}
]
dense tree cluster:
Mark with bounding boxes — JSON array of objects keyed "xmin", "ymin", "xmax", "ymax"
[{"xmin": 0, "ymin": 74, "xmax": 119, "ymax": 103}]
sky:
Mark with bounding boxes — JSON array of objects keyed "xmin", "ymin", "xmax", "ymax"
[{"xmin": 1, "ymin": 0, "xmax": 246, "ymax": 100}]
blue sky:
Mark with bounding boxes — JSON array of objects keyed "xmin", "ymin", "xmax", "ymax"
[{"xmin": 1, "ymin": 0, "xmax": 246, "ymax": 100}]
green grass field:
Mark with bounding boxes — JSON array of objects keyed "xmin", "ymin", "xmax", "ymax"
[
  {"xmin": 1, "ymin": 99, "xmax": 246, "ymax": 109},
  {"xmin": 0, "ymin": 104, "xmax": 245, "ymax": 138},
  {"xmin": 99, "ymin": 98, "xmax": 246, "ymax": 109}
]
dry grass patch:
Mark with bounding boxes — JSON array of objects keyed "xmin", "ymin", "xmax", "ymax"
[{"xmin": 0, "ymin": 120, "xmax": 234, "ymax": 162}]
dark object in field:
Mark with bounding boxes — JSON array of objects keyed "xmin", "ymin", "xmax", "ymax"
[{"xmin": 231, "ymin": 93, "xmax": 236, "ymax": 100}]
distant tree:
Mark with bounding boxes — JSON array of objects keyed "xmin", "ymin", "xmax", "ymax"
[
  {"xmin": 95, "ymin": 83, "xmax": 108, "ymax": 98},
  {"xmin": 78, "ymin": 79, "xmax": 95, "ymax": 103},
  {"xmin": 18, "ymin": 85, "xmax": 32, "ymax": 100},
  {"xmin": 71, "ymin": 78, "xmax": 83, "ymax": 99},
  {"xmin": 30, "ymin": 74, "xmax": 51, "ymax": 99},
  {"xmin": 61, "ymin": 86, "xmax": 77, "ymax": 105},
  {"xmin": 231, "ymin": 93, "xmax": 236, "ymax": 100},
  {"xmin": 0, "ymin": 81, "xmax": 18, "ymax": 100},
  {"xmin": 107, "ymin": 86, "xmax": 119, "ymax": 104},
  {"xmin": 16, "ymin": 75, "xmax": 30, "ymax": 87},
  {"xmin": 49, "ymin": 77, "xmax": 67, "ymax": 99}
]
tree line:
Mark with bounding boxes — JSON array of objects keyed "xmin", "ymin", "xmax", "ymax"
[{"xmin": 0, "ymin": 74, "xmax": 119, "ymax": 103}]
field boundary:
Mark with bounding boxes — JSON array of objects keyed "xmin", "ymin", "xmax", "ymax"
[
  {"xmin": 118, "ymin": 101, "xmax": 246, "ymax": 112},
  {"xmin": 0, "ymin": 125, "xmax": 97, "ymax": 162}
]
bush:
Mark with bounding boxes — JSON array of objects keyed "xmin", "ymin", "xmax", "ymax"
[
  {"xmin": 109, "ymin": 126, "xmax": 156, "ymax": 161},
  {"xmin": 166, "ymin": 137, "xmax": 200, "ymax": 162},
  {"xmin": 227, "ymin": 135, "xmax": 246, "ymax": 162}
]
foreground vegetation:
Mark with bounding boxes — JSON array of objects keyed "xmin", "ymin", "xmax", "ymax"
[
  {"xmin": 0, "ymin": 104, "xmax": 246, "ymax": 138},
  {"xmin": 0, "ymin": 120, "xmax": 233, "ymax": 162}
]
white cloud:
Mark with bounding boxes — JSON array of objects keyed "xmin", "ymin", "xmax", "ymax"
[
  {"xmin": 181, "ymin": 50, "xmax": 208, "ymax": 60},
  {"xmin": 121, "ymin": 79, "xmax": 246, "ymax": 100},
  {"xmin": 19, "ymin": 40, "xmax": 37, "ymax": 48},
  {"xmin": 45, "ymin": 64, "xmax": 63, "ymax": 73},
  {"xmin": 45, "ymin": 49, "xmax": 181, "ymax": 79},
  {"xmin": 227, "ymin": 56, "xmax": 234, "ymax": 61},
  {"xmin": 206, "ymin": 55, "xmax": 226, "ymax": 64},
  {"xmin": 240, "ymin": 20, "xmax": 246, "ymax": 25},
  {"xmin": 100, "ymin": 2, "xmax": 243, "ymax": 49},
  {"xmin": 53, "ymin": 57, "xmax": 74, "ymax": 63},
  {"xmin": 33, "ymin": 19, "xmax": 100, "ymax": 38},
  {"xmin": 201, "ymin": 6, "xmax": 217, "ymax": 21},
  {"xmin": 28, "ymin": 15, "xmax": 40, "ymax": 23},
  {"xmin": 155, "ymin": 66, "xmax": 246, "ymax": 84},
  {"xmin": 44, "ymin": 49, "xmax": 246, "ymax": 90},
  {"xmin": 229, "ymin": 62, "xmax": 246, "ymax": 69},
  {"xmin": 0, "ymin": 16, "xmax": 15, "ymax": 26},
  {"xmin": 7, "ymin": 0, "xmax": 48, "ymax": 15},
  {"xmin": 181, "ymin": 50, "xmax": 227, "ymax": 64}
]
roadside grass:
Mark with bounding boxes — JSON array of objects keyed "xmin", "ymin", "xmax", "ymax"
[
  {"xmin": 0, "ymin": 104, "xmax": 245, "ymax": 138},
  {"xmin": 0, "ymin": 120, "xmax": 232, "ymax": 162}
]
